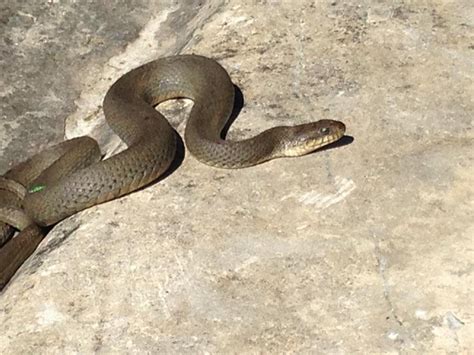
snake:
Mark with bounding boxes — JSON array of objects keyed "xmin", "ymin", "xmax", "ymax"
[{"xmin": 0, "ymin": 55, "xmax": 346, "ymax": 289}]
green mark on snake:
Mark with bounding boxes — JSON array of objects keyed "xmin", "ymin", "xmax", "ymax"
[{"xmin": 29, "ymin": 185, "xmax": 46, "ymax": 193}]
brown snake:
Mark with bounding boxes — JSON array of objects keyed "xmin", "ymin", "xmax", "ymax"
[{"xmin": 0, "ymin": 55, "xmax": 345, "ymax": 289}]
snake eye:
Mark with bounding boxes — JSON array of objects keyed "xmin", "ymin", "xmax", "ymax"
[{"xmin": 319, "ymin": 127, "xmax": 330, "ymax": 135}]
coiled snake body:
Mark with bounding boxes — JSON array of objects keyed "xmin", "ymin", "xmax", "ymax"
[{"xmin": 0, "ymin": 55, "xmax": 345, "ymax": 289}]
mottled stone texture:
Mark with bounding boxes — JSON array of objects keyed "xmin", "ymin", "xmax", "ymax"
[{"xmin": 0, "ymin": 0, "xmax": 472, "ymax": 353}]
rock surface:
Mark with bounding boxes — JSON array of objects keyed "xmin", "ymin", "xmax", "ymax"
[{"xmin": 0, "ymin": 0, "xmax": 472, "ymax": 353}]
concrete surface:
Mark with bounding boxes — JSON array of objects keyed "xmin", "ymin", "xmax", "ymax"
[{"xmin": 0, "ymin": 0, "xmax": 472, "ymax": 353}]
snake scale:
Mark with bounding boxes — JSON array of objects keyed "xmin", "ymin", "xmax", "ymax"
[{"xmin": 0, "ymin": 55, "xmax": 345, "ymax": 289}]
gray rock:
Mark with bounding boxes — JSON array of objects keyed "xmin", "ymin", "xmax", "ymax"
[{"xmin": 0, "ymin": 0, "xmax": 472, "ymax": 353}]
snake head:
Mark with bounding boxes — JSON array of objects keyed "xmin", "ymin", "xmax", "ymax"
[{"xmin": 280, "ymin": 119, "xmax": 346, "ymax": 157}]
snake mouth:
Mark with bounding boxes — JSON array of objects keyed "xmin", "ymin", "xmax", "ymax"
[
  {"xmin": 305, "ymin": 132, "xmax": 344, "ymax": 152},
  {"xmin": 320, "ymin": 129, "xmax": 345, "ymax": 145}
]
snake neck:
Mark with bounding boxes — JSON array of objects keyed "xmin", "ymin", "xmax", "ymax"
[{"xmin": 184, "ymin": 121, "xmax": 283, "ymax": 169}]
